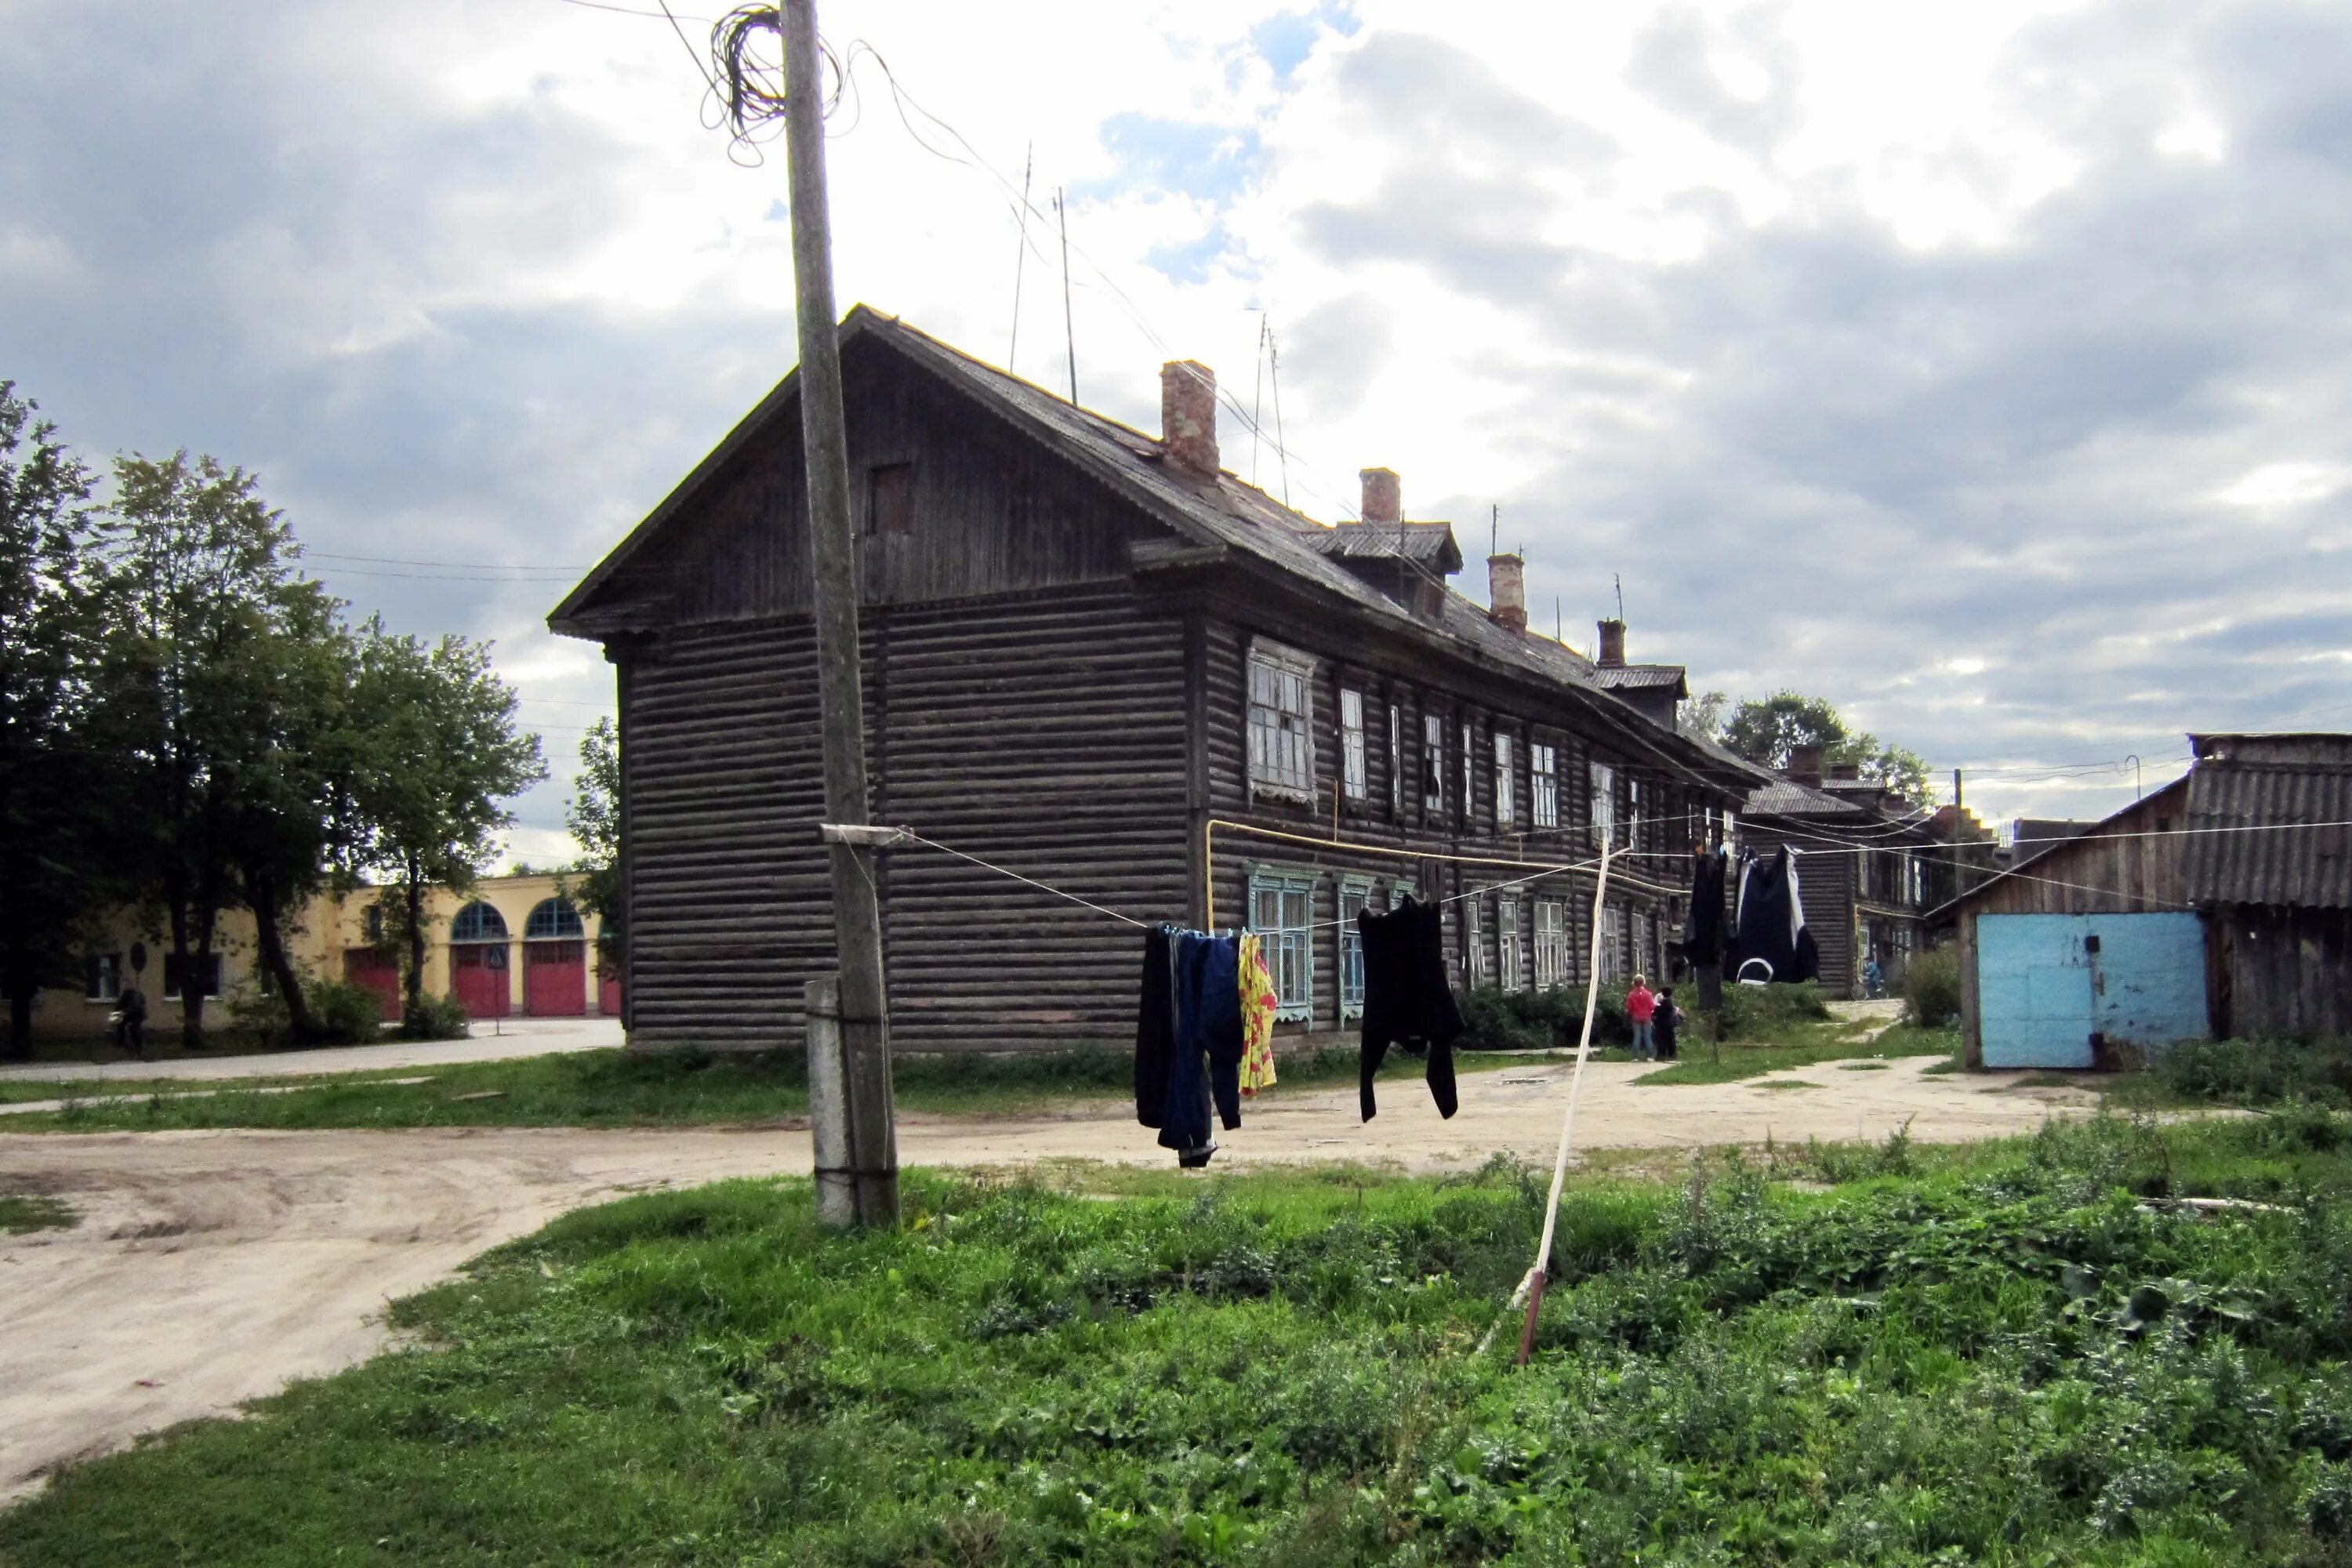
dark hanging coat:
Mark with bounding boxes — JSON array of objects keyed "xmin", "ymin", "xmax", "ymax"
[
  {"xmin": 1730, "ymin": 848, "xmax": 1820, "ymax": 985},
  {"xmin": 1357, "ymin": 897, "xmax": 1463, "ymax": 1122}
]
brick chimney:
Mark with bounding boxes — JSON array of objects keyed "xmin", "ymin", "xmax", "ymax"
[
  {"xmin": 1788, "ymin": 744, "xmax": 1824, "ymax": 788},
  {"xmin": 1826, "ymin": 761, "xmax": 1860, "ymax": 783},
  {"xmin": 1487, "ymin": 553, "xmax": 1526, "ymax": 633},
  {"xmin": 1160, "ymin": 361, "xmax": 1218, "ymax": 477},
  {"xmin": 1359, "ymin": 467, "xmax": 1400, "ymax": 526},
  {"xmin": 1596, "ymin": 618, "xmax": 1626, "ymax": 668}
]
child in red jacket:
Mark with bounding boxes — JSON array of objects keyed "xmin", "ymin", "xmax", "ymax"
[{"xmin": 1627, "ymin": 975, "xmax": 1658, "ymax": 1061}]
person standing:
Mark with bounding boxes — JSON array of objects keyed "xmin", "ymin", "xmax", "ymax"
[
  {"xmin": 115, "ymin": 982, "xmax": 147, "ymax": 1057},
  {"xmin": 1626, "ymin": 974, "xmax": 1657, "ymax": 1061},
  {"xmin": 1654, "ymin": 986, "xmax": 1680, "ymax": 1062}
]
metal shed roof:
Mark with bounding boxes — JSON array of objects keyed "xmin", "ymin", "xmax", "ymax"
[{"xmin": 2183, "ymin": 760, "xmax": 2352, "ymax": 909}]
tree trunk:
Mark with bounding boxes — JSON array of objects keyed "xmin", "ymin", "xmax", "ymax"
[
  {"xmin": 403, "ymin": 858, "xmax": 426, "ymax": 1036},
  {"xmin": 185, "ymin": 904, "xmax": 219, "ymax": 1051},
  {"xmin": 249, "ymin": 867, "xmax": 321, "ymax": 1045},
  {"xmin": 166, "ymin": 875, "xmax": 196, "ymax": 1052},
  {"xmin": 4, "ymin": 982, "xmax": 32, "ymax": 1063}
]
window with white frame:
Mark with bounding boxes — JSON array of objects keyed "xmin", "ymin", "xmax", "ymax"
[
  {"xmin": 1531, "ymin": 742, "xmax": 1559, "ymax": 829},
  {"xmin": 1497, "ymin": 898, "xmax": 1523, "ymax": 991},
  {"xmin": 1495, "ymin": 733, "xmax": 1516, "ymax": 827},
  {"xmin": 1464, "ymin": 897, "xmax": 1486, "ymax": 985},
  {"xmin": 1338, "ymin": 879, "xmax": 1373, "ymax": 1021},
  {"xmin": 1628, "ymin": 778, "xmax": 1643, "ymax": 848},
  {"xmin": 1388, "ymin": 703, "xmax": 1403, "ymax": 819},
  {"xmin": 1247, "ymin": 642, "xmax": 1316, "ymax": 798},
  {"xmin": 1906, "ymin": 855, "xmax": 1925, "ymax": 906},
  {"xmin": 1250, "ymin": 869, "xmax": 1315, "ymax": 1020},
  {"xmin": 1722, "ymin": 808, "xmax": 1738, "ymax": 851},
  {"xmin": 1339, "ymin": 688, "xmax": 1368, "ymax": 801},
  {"xmin": 1590, "ymin": 762, "xmax": 1617, "ymax": 848},
  {"xmin": 1388, "ymin": 879, "xmax": 1417, "ymax": 910},
  {"xmin": 1599, "ymin": 904, "xmax": 1625, "ymax": 982},
  {"xmin": 1534, "ymin": 901, "xmax": 1568, "ymax": 989},
  {"xmin": 1422, "ymin": 712, "xmax": 1445, "ymax": 816},
  {"xmin": 1461, "ymin": 721, "xmax": 1475, "ymax": 824},
  {"xmin": 84, "ymin": 951, "xmax": 122, "ymax": 1002}
]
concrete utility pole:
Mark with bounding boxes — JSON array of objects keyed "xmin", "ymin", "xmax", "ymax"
[{"xmin": 782, "ymin": 0, "xmax": 896, "ymax": 1228}]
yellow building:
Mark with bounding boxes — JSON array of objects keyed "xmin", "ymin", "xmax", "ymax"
[{"xmin": 33, "ymin": 873, "xmax": 615, "ymax": 1041}]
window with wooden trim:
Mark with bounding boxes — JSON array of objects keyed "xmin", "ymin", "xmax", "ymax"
[
  {"xmin": 1531, "ymin": 742, "xmax": 1559, "ymax": 829},
  {"xmin": 1250, "ymin": 869, "xmax": 1315, "ymax": 1021},
  {"xmin": 1534, "ymin": 901, "xmax": 1569, "ymax": 989},
  {"xmin": 1598, "ymin": 904, "xmax": 1625, "ymax": 982},
  {"xmin": 85, "ymin": 951, "xmax": 122, "ymax": 1003},
  {"xmin": 1388, "ymin": 704, "xmax": 1403, "ymax": 820},
  {"xmin": 1628, "ymin": 778, "xmax": 1643, "ymax": 848},
  {"xmin": 1422, "ymin": 711, "xmax": 1445, "ymax": 816},
  {"xmin": 1494, "ymin": 733, "xmax": 1515, "ymax": 827},
  {"xmin": 1497, "ymin": 898, "xmax": 1523, "ymax": 992},
  {"xmin": 1464, "ymin": 897, "xmax": 1486, "ymax": 986},
  {"xmin": 1590, "ymin": 761, "xmax": 1617, "ymax": 848},
  {"xmin": 1460, "ymin": 720, "xmax": 1475, "ymax": 825},
  {"xmin": 1339, "ymin": 688, "xmax": 1368, "ymax": 801},
  {"xmin": 1906, "ymin": 855, "xmax": 1925, "ymax": 906},
  {"xmin": 1247, "ymin": 642, "xmax": 1317, "ymax": 798},
  {"xmin": 163, "ymin": 952, "xmax": 223, "ymax": 1001},
  {"xmin": 1338, "ymin": 878, "xmax": 1373, "ymax": 1021},
  {"xmin": 866, "ymin": 462, "xmax": 914, "ymax": 536}
]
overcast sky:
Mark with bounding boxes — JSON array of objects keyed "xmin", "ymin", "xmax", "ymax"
[{"xmin": 5, "ymin": 0, "xmax": 2347, "ymax": 858}]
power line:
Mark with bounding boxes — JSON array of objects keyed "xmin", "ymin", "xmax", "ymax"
[{"xmin": 302, "ymin": 550, "xmax": 590, "ymax": 572}]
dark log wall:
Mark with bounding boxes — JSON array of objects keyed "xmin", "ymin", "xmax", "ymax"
[
  {"xmin": 2213, "ymin": 906, "xmax": 2352, "ymax": 1040},
  {"xmin": 590, "ymin": 338, "xmax": 1163, "ymax": 630},
  {"xmin": 623, "ymin": 586, "xmax": 1187, "ymax": 1054}
]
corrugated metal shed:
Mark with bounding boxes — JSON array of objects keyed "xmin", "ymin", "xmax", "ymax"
[
  {"xmin": 2182, "ymin": 759, "xmax": 2352, "ymax": 909},
  {"xmin": 1593, "ymin": 666, "xmax": 1689, "ymax": 693},
  {"xmin": 1744, "ymin": 779, "xmax": 1870, "ymax": 818}
]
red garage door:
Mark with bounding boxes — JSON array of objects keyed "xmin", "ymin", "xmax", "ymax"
[
  {"xmin": 524, "ymin": 941, "xmax": 586, "ymax": 1017},
  {"xmin": 343, "ymin": 949, "xmax": 401, "ymax": 1022},
  {"xmin": 451, "ymin": 944, "xmax": 511, "ymax": 1018},
  {"xmin": 597, "ymin": 964, "xmax": 622, "ymax": 1018}
]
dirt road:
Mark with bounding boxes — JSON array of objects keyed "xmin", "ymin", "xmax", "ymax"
[{"xmin": 0, "ymin": 1055, "xmax": 2095, "ymax": 1501}]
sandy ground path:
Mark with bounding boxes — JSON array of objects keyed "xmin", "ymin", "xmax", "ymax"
[
  {"xmin": 0, "ymin": 1054, "xmax": 2094, "ymax": 1502},
  {"xmin": 0, "ymin": 1017, "xmax": 626, "ymax": 1087}
]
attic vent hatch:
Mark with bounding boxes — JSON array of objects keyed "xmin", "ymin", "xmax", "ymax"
[{"xmin": 867, "ymin": 463, "xmax": 913, "ymax": 537}]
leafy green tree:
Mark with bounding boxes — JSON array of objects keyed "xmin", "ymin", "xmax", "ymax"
[
  {"xmin": 89, "ymin": 452, "xmax": 334, "ymax": 1049},
  {"xmin": 217, "ymin": 587, "xmax": 362, "ymax": 1045},
  {"xmin": 1718, "ymin": 690, "xmax": 1934, "ymax": 808},
  {"xmin": 1719, "ymin": 691, "xmax": 1849, "ymax": 768},
  {"xmin": 564, "ymin": 716, "xmax": 622, "ymax": 970},
  {"xmin": 0, "ymin": 383, "xmax": 109, "ymax": 1058},
  {"xmin": 343, "ymin": 618, "xmax": 544, "ymax": 1034},
  {"xmin": 1678, "ymin": 689, "xmax": 1729, "ymax": 744}
]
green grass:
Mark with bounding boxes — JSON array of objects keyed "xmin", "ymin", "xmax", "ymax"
[
  {"xmin": 0, "ymin": 1046, "xmax": 1545, "ymax": 1134},
  {"xmin": 0, "ymin": 1187, "xmax": 74, "ymax": 1233},
  {"xmin": 15, "ymin": 1112, "xmax": 2352, "ymax": 1563},
  {"xmin": 1633, "ymin": 1021, "xmax": 1958, "ymax": 1087}
]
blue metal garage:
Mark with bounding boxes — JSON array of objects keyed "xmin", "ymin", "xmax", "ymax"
[{"xmin": 1976, "ymin": 912, "xmax": 2208, "ymax": 1069}]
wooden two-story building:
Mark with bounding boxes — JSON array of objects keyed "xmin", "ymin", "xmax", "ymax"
[{"xmin": 550, "ymin": 309, "xmax": 1764, "ymax": 1054}]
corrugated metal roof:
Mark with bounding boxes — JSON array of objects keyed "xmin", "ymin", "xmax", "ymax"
[
  {"xmin": 1301, "ymin": 521, "xmax": 1465, "ymax": 570},
  {"xmin": 1592, "ymin": 665, "xmax": 1687, "ymax": 691},
  {"xmin": 1744, "ymin": 779, "xmax": 1869, "ymax": 818},
  {"xmin": 2183, "ymin": 760, "xmax": 2352, "ymax": 909}
]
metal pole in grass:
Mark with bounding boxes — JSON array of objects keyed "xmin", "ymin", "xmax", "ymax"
[{"xmin": 1515, "ymin": 840, "xmax": 1613, "ymax": 1367}]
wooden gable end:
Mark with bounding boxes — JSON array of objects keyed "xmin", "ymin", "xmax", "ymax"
[{"xmin": 565, "ymin": 335, "xmax": 1178, "ymax": 633}]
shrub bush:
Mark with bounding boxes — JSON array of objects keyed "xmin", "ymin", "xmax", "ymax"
[
  {"xmin": 400, "ymin": 993, "xmax": 473, "ymax": 1042},
  {"xmin": 226, "ymin": 970, "xmax": 385, "ymax": 1048},
  {"xmin": 1458, "ymin": 985, "xmax": 1632, "ymax": 1052},
  {"xmin": 305, "ymin": 979, "xmax": 387, "ymax": 1046},
  {"xmin": 1903, "ymin": 948, "xmax": 1962, "ymax": 1028},
  {"xmin": 1715, "ymin": 978, "xmax": 1831, "ymax": 1036},
  {"xmin": 2156, "ymin": 1037, "xmax": 2352, "ymax": 1106}
]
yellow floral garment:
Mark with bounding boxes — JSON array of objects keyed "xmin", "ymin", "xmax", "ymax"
[{"xmin": 1238, "ymin": 932, "xmax": 1279, "ymax": 1096}]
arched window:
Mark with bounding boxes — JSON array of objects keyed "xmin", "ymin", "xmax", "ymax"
[
  {"xmin": 449, "ymin": 901, "xmax": 510, "ymax": 943},
  {"xmin": 524, "ymin": 898, "xmax": 586, "ymax": 941}
]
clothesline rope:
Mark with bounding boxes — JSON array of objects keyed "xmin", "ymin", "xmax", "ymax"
[{"xmin": 893, "ymin": 829, "xmax": 1153, "ymax": 927}]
